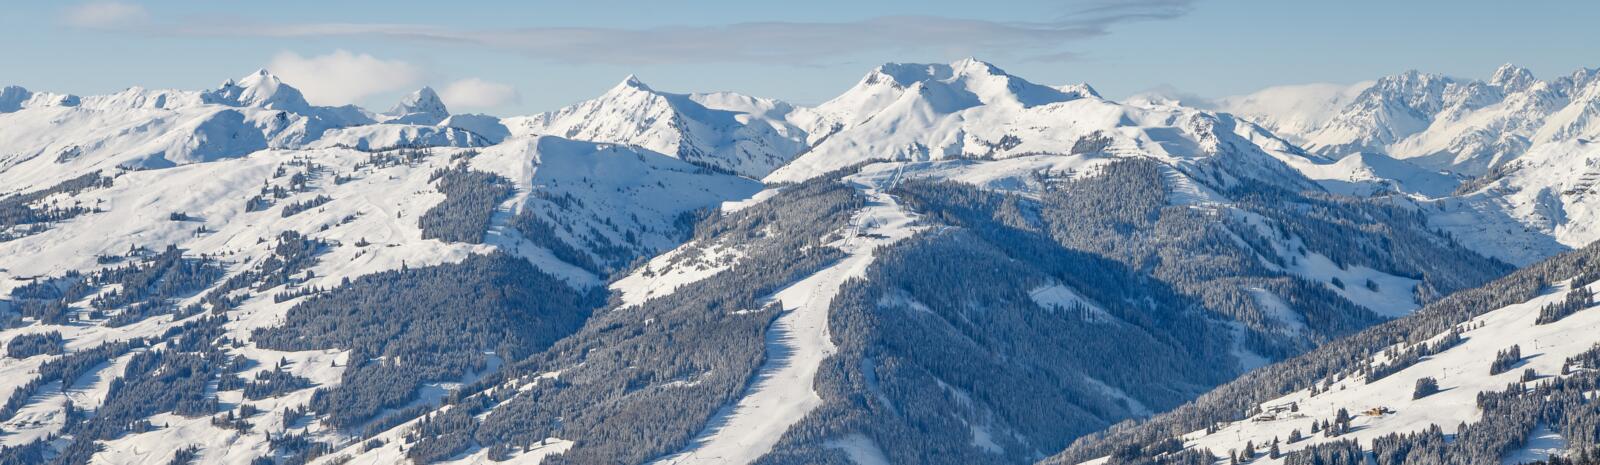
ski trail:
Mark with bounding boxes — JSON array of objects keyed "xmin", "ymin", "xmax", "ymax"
[
  {"xmin": 1161, "ymin": 164, "xmax": 1223, "ymax": 207},
  {"xmin": 480, "ymin": 186, "xmax": 601, "ymax": 288},
  {"xmin": 655, "ymin": 181, "xmax": 920, "ymax": 465}
]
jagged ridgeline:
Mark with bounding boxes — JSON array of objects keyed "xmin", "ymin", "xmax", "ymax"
[{"xmin": 1046, "ymin": 241, "xmax": 1600, "ymax": 465}]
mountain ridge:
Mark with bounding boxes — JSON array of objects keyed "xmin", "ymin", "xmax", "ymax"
[{"xmin": 0, "ymin": 58, "xmax": 1594, "ymax": 465}]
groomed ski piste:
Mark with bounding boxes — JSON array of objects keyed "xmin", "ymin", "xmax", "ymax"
[
  {"xmin": 652, "ymin": 171, "xmax": 923, "ymax": 465},
  {"xmin": 1078, "ymin": 277, "xmax": 1600, "ymax": 465}
]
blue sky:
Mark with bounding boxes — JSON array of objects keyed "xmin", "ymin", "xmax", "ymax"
[{"xmin": 2, "ymin": 0, "xmax": 1596, "ymax": 115}]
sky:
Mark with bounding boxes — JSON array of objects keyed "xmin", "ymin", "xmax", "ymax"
[{"xmin": 2, "ymin": 0, "xmax": 1597, "ymax": 116}]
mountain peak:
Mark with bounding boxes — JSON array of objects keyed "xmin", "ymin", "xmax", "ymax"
[
  {"xmin": 394, "ymin": 87, "xmax": 445, "ymax": 113},
  {"xmin": 206, "ymin": 69, "xmax": 310, "ymax": 112},
  {"xmin": 1058, "ymin": 82, "xmax": 1101, "ymax": 99},
  {"xmin": 1491, "ymin": 63, "xmax": 1538, "ymax": 91},
  {"xmin": 0, "ymin": 85, "xmax": 31, "ymax": 112},
  {"xmin": 613, "ymin": 74, "xmax": 653, "ymax": 93},
  {"xmin": 237, "ymin": 69, "xmax": 285, "ymax": 89},
  {"xmin": 385, "ymin": 87, "xmax": 450, "ymax": 125},
  {"xmin": 950, "ymin": 57, "xmax": 1003, "ymax": 76}
]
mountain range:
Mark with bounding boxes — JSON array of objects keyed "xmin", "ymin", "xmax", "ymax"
[{"xmin": 1, "ymin": 59, "xmax": 1598, "ymax": 465}]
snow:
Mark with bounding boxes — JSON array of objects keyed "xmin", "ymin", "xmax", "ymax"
[
  {"xmin": 307, "ymin": 124, "xmax": 489, "ymax": 151},
  {"xmin": 610, "ymin": 242, "xmax": 744, "ymax": 309},
  {"xmin": 504, "ymin": 75, "xmax": 806, "ymax": 178},
  {"xmin": 0, "ymin": 70, "xmax": 379, "ymax": 192},
  {"xmin": 1210, "ymin": 82, "xmax": 1374, "ymax": 145},
  {"xmin": 654, "ymin": 178, "xmax": 922, "ymax": 465},
  {"xmin": 764, "ymin": 59, "xmax": 1313, "ymax": 197},
  {"xmin": 0, "ymin": 352, "xmax": 134, "ymax": 447},
  {"xmin": 1434, "ymin": 138, "xmax": 1600, "ymax": 265},
  {"xmin": 1501, "ymin": 423, "xmax": 1568, "ymax": 465},
  {"xmin": 822, "ymin": 434, "xmax": 892, "ymax": 465},
  {"xmin": 441, "ymin": 113, "xmax": 511, "ymax": 143},
  {"xmin": 1237, "ymin": 64, "xmax": 1600, "ymax": 179},
  {"xmin": 476, "ymin": 136, "xmax": 763, "ymax": 279},
  {"xmin": 719, "ymin": 187, "xmax": 782, "ymax": 212},
  {"xmin": 7, "ymin": 58, "xmax": 1600, "ymax": 464},
  {"xmin": 847, "ymin": 155, "xmax": 1113, "ymax": 198},
  {"xmin": 1246, "ymin": 287, "xmax": 1308, "ymax": 334},
  {"xmin": 383, "ymin": 87, "xmax": 450, "ymax": 125},
  {"xmin": 1095, "ymin": 278, "xmax": 1600, "ymax": 465},
  {"xmin": 1229, "ymin": 323, "xmax": 1273, "ymax": 373},
  {"xmin": 1082, "ymin": 376, "xmax": 1154, "ymax": 418},
  {"xmin": 1289, "ymin": 251, "xmax": 1420, "ymax": 318},
  {"xmin": 1269, "ymin": 151, "xmax": 1461, "ymax": 198},
  {"xmin": 1163, "ymin": 164, "xmax": 1228, "ymax": 206},
  {"xmin": 1231, "ymin": 210, "xmax": 1422, "ymax": 317},
  {"xmin": 0, "ymin": 132, "xmax": 753, "ymax": 462},
  {"xmin": 1029, "ymin": 284, "xmax": 1114, "ymax": 323}
]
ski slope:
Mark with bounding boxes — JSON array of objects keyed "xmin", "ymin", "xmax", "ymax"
[
  {"xmin": 654, "ymin": 179, "xmax": 922, "ymax": 465},
  {"xmin": 1076, "ymin": 277, "xmax": 1600, "ymax": 465}
]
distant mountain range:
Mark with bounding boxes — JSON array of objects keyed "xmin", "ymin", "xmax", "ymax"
[{"xmin": 1, "ymin": 59, "xmax": 1597, "ymax": 465}]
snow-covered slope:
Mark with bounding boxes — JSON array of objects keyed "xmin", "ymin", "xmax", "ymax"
[
  {"xmin": 504, "ymin": 76, "xmax": 807, "ymax": 178},
  {"xmin": 765, "ymin": 59, "xmax": 1316, "ymax": 196},
  {"xmin": 0, "ymin": 120, "xmax": 761, "ymax": 463},
  {"xmin": 383, "ymin": 87, "xmax": 451, "ymax": 125},
  {"xmin": 1220, "ymin": 64, "xmax": 1600, "ymax": 264},
  {"xmin": 1432, "ymin": 138, "xmax": 1600, "ymax": 265},
  {"xmin": 309, "ymin": 124, "xmax": 491, "ymax": 151},
  {"xmin": 481, "ymin": 136, "xmax": 763, "ymax": 275},
  {"xmin": 1187, "ymin": 278, "xmax": 1597, "ymax": 463},
  {"xmin": 1066, "ymin": 273, "xmax": 1600, "ymax": 465},
  {"xmin": 1241, "ymin": 64, "xmax": 1600, "ymax": 176},
  {"xmin": 0, "ymin": 72, "xmax": 518, "ymax": 193},
  {"xmin": 1273, "ymin": 152, "xmax": 1460, "ymax": 198},
  {"xmin": 654, "ymin": 183, "xmax": 921, "ymax": 465},
  {"xmin": 1046, "ymin": 241, "xmax": 1600, "ymax": 465},
  {"xmin": 1210, "ymin": 82, "xmax": 1374, "ymax": 146},
  {"xmin": 440, "ymin": 113, "xmax": 511, "ymax": 143}
]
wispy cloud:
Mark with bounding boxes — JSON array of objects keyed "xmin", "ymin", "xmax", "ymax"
[
  {"xmin": 439, "ymin": 78, "xmax": 521, "ymax": 111},
  {"xmin": 61, "ymin": 1, "xmax": 149, "ymax": 30},
  {"xmin": 268, "ymin": 50, "xmax": 423, "ymax": 106},
  {"xmin": 164, "ymin": 0, "xmax": 1197, "ymax": 65}
]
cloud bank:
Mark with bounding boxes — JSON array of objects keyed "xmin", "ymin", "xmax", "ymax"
[
  {"xmin": 440, "ymin": 78, "xmax": 521, "ymax": 111},
  {"xmin": 163, "ymin": 1, "xmax": 1197, "ymax": 65},
  {"xmin": 62, "ymin": 1, "xmax": 149, "ymax": 30},
  {"xmin": 268, "ymin": 50, "xmax": 423, "ymax": 106}
]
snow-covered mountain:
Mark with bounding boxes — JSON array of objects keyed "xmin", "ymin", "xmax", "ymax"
[
  {"xmin": 383, "ymin": 87, "xmax": 451, "ymax": 125},
  {"xmin": 1237, "ymin": 64, "xmax": 1600, "ymax": 176},
  {"xmin": 1208, "ymin": 82, "xmax": 1374, "ymax": 147},
  {"xmin": 0, "ymin": 71, "xmax": 504, "ymax": 194},
  {"xmin": 504, "ymin": 76, "xmax": 808, "ymax": 178},
  {"xmin": 0, "ymin": 59, "xmax": 1586, "ymax": 465},
  {"xmin": 766, "ymin": 58, "xmax": 1316, "ymax": 199},
  {"xmin": 0, "ymin": 136, "xmax": 758, "ymax": 465},
  {"xmin": 1430, "ymin": 137, "xmax": 1600, "ymax": 265},
  {"xmin": 1207, "ymin": 65, "xmax": 1600, "ymax": 266}
]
